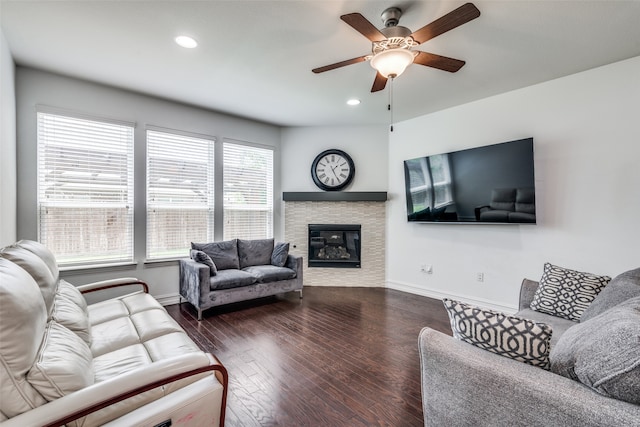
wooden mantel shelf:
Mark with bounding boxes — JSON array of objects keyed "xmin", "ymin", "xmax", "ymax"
[{"xmin": 282, "ymin": 192, "xmax": 387, "ymax": 202}]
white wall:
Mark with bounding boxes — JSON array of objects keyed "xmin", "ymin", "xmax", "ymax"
[
  {"xmin": 16, "ymin": 67, "xmax": 282, "ymax": 301},
  {"xmin": 387, "ymin": 55, "xmax": 640, "ymax": 312},
  {"xmin": 0, "ymin": 29, "xmax": 16, "ymax": 246},
  {"xmin": 281, "ymin": 125, "xmax": 388, "ymax": 192}
]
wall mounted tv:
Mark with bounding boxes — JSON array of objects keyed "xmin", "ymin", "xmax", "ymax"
[{"xmin": 403, "ymin": 138, "xmax": 536, "ymax": 224}]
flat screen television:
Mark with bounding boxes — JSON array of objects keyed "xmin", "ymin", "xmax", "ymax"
[{"xmin": 403, "ymin": 137, "xmax": 536, "ymax": 224}]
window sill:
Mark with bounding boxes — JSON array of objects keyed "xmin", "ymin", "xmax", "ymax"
[{"xmin": 59, "ymin": 262, "xmax": 138, "ymax": 275}]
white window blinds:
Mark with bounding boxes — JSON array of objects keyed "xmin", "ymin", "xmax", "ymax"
[
  {"xmin": 223, "ymin": 141, "xmax": 273, "ymax": 240},
  {"xmin": 146, "ymin": 129, "xmax": 215, "ymax": 260},
  {"xmin": 37, "ymin": 111, "xmax": 134, "ymax": 266}
]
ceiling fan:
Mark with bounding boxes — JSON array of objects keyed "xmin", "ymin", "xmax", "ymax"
[{"xmin": 312, "ymin": 2, "xmax": 480, "ymax": 92}]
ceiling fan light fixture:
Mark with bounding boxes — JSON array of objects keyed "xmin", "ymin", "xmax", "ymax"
[{"xmin": 370, "ymin": 48, "xmax": 414, "ymax": 78}]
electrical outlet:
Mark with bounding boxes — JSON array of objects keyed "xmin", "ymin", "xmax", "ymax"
[
  {"xmin": 477, "ymin": 272, "xmax": 484, "ymax": 282},
  {"xmin": 420, "ymin": 264, "xmax": 433, "ymax": 274}
]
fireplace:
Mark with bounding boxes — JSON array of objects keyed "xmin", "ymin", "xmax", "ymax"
[{"xmin": 308, "ymin": 224, "xmax": 361, "ymax": 268}]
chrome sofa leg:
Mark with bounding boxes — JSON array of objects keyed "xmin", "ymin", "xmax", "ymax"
[
  {"xmin": 298, "ymin": 289, "xmax": 303, "ymax": 299},
  {"xmin": 197, "ymin": 309, "xmax": 203, "ymax": 321}
]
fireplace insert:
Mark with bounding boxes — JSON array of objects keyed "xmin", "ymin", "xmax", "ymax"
[{"xmin": 308, "ymin": 224, "xmax": 361, "ymax": 268}]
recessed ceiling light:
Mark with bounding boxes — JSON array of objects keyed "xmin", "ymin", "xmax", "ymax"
[
  {"xmin": 347, "ymin": 99, "xmax": 361, "ymax": 106},
  {"xmin": 175, "ymin": 35, "xmax": 198, "ymax": 49}
]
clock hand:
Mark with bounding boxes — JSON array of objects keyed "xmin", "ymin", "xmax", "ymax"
[{"xmin": 330, "ymin": 165, "xmax": 339, "ymax": 180}]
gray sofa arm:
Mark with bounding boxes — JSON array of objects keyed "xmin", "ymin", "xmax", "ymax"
[
  {"xmin": 285, "ymin": 254, "xmax": 303, "ymax": 278},
  {"xmin": 518, "ymin": 278, "xmax": 539, "ymax": 310},
  {"xmin": 179, "ymin": 259, "xmax": 210, "ymax": 308},
  {"xmin": 419, "ymin": 327, "xmax": 640, "ymax": 427}
]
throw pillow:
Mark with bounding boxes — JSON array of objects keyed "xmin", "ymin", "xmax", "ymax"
[
  {"xmin": 530, "ymin": 263, "xmax": 610, "ymax": 321},
  {"xmin": 549, "ymin": 296, "xmax": 640, "ymax": 405},
  {"xmin": 238, "ymin": 238, "xmax": 274, "ymax": 269},
  {"xmin": 580, "ymin": 267, "xmax": 640, "ymax": 322},
  {"xmin": 443, "ymin": 298, "xmax": 553, "ymax": 369},
  {"xmin": 271, "ymin": 242, "xmax": 290, "ymax": 267},
  {"xmin": 190, "ymin": 249, "xmax": 217, "ymax": 276},
  {"xmin": 191, "ymin": 239, "xmax": 239, "ymax": 270}
]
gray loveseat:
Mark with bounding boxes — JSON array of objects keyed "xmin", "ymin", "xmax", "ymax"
[
  {"xmin": 179, "ymin": 238, "xmax": 303, "ymax": 320},
  {"xmin": 419, "ymin": 267, "xmax": 640, "ymax": 426}
]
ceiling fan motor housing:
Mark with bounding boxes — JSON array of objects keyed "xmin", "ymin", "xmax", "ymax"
[{"xmin": 380, "ymin": 7, "xmax": 402, "ymax": 27}]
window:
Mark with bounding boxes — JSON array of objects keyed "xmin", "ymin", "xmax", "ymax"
[
  {"xmin": 37, "ymin": 111, "xmax": 134, "ymax": 266},
  {"xmin": 146, "ymin": 129, "xmax": 215, "ymax": 260},
  {"xmin": 223, "ymin": 141, "xmax": 273, "ymax": 240}
]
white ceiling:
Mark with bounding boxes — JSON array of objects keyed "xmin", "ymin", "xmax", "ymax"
[{"xmin": 2, "ymin": 1, "xmax": 640, "ymax": 127}]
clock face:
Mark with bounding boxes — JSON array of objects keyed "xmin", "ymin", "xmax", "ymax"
[{"xmin": 311, "ymin": 149, "xmax": 355, "ymax": 191}]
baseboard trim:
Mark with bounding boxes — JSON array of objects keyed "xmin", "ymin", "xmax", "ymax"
[
  {"xmin": 385, "ymin": 280, "xmax": 517, "ymax": 313},
  {"xmin": 155, "ymin": 293, "xmax": 181, "ymax": 306}
]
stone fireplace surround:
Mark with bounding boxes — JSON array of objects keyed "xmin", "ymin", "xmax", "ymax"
[{"xmin": 283, "ymin": 192, "xmax": 386, "ymax": 287}]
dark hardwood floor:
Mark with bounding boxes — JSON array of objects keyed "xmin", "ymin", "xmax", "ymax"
[{"xmin": 166, "ymin": 287, "xmax": 452, "ymax": 427}]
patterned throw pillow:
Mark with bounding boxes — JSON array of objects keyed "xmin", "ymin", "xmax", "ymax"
[
  {"xmin": 190, "ymin": 249, "xmax": 217, "ymax": 276},
  {"xmin": 530, "ymin": 263, "xmax": 610, "ymax": 321},
  {"xmin": 271, "ymin": 242, "xmax": 290, "ymax": 267},
  {"xmin": 443, "ymin": 298, "xmax": 553, "ymax": 369}
]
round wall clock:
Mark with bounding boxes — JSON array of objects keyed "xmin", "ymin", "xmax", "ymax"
[{"xmin": 311, "ymin": 149, "xmax": 355, "ymax": 191}]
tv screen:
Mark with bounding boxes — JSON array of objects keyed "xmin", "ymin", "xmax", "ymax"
[{"xmin": 403, "ymin": 138, "xmax": 536, "ymax": 224}]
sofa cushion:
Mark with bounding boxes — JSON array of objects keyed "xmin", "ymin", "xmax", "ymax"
[
  {"xmin": 515, "ymin": 187, "xmax": 536, "ymax": 214},
  {"xmin": 192, "ymin": 239, "xmax": 239, "ymax": 270},
  {"xmin": 530, "ymin": 263, "xmax": 610, "ymax": 321},
  {"xmin": 550, "ymin": 296, "xmax": 640, "ymax": 405},
  {"xmin": 92, "ymin": 343, "xmax": 151, "ymax": 383},
  {"xmin": 489, "ymin": 188, "xmax": 516, "ymax": 211},
  {"xmin": 443, "ymin": 298, "xmax": 553, "ymax": 369},
  {"xmin": 238, "ymin": 238, "xmax": 274, "ymax": 269},
  {"xmin": 190, "ymin": 249, "xmax": 217, "ymax": 276},
  {"xmin": 0, "ymin": 258, "xmax": 49, "ymax": 417},
  {"xmin": 271, "ymin": 242, "xmax": 290, "ymax": 267},
  {"xmin": 0, "ymin": 242, "xmax": 58, "ymax": 315},
  {"xmin": 580, "ymin": 267, "xmax": 640, "ymax": 322},
  {"xmin": 51, "ymin": 280, "xmax": 91, "ymax": 345},
  {"xmin": 210, "ymin": 269, "xmax": 256, "ymax": 290},
  {"xmin": 243, "ymin": 265, "xmax": 296, "ymax": 283},
  {"xmin": 27, "ymin": 321, "xmax": 94, "ymax": 401}
]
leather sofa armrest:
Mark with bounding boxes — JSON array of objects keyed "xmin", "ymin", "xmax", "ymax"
[
  {"xmin": 418, "ymin": 327, "xmax": 640, "ymax": 426},
  {"xmin": 77, "ymin": 278, "xmax": 149, "ymax": 294},
  {"xmin": 1, "ymin": 352, "xmax": 228, "ymax": 427},
  {"xmin": 474, "ymin": 205, "xmax": 490, "ymax": 220},
  {"xmin": 518, "ymin": 278, "xmax": 539, "ymax": 310}
]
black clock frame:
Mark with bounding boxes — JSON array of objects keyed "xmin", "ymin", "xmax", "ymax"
[{"xmin": 311, "ymin": 149, "xmax": 355, "ymax": 191}]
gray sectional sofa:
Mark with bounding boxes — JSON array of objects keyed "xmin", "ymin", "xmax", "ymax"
[
  {"xmin": 419, "ymin": 266, "xmax": 640, "ymax": 426},
  {"xmin": 179, "ymin": 238, "xmax": 303, "ymax": 320}
]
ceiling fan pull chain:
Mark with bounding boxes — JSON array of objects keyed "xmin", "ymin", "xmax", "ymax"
[{"xmin": 389, "ymin": 77, "xmax": 394, "ymax": 132}]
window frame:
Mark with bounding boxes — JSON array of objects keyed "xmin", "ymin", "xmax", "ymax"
[
  {"xmin": 145, "ymin": 126, "xmax": 216, "ymax": 261},
  {"xmin": 36, "ymin": 107, "xmax": 135, "ymax": 268},
  {"xmin": 222, "ymin": 139, "xmax": 274, "ymax": 241}
]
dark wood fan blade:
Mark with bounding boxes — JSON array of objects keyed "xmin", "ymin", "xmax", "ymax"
[
  {"xmin": 341, "ymin": 13, "xmax": 387, "ymax": 42},
  {"xmin": 414, "ymin": 51, "xmax": 466, "ymax": 72},
  {"xmin": 410, "ymin": 3, "xmax": 480, "ymax": 44},
  {"xmin": 371, "ymin": 72, "xmax": 388, "ymax": 92},
  {"xmin": 312, "ymin": 56, "xmax": 368, "ymax": 73}
]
